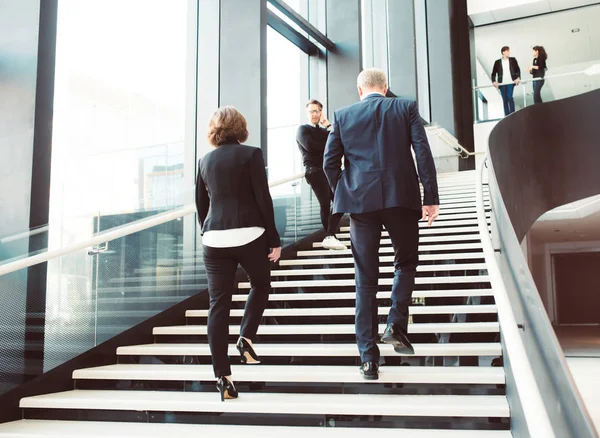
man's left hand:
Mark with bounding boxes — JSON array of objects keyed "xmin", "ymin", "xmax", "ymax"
[
  {"xmin": 320, "ymin": 115, "xmax": 331, "ymax": 127},
  {"xmin": 514, "ymin": 78, "xmax": 521, "ymax": 85}
]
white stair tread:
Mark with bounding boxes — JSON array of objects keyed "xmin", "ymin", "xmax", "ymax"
[
  {"xmin": 152, "ymin": 322, "xmax": 499, "ymax": 336},
  {"xmin": 336, "ymin": 226, "xmax": 481, "ymax": 238},
  {"xmin": 239, "ymin": 275, "xmax": 490, "ymax": 288},
  {"xmin": 232, "ymin": 289, "xmax": 494, "ymax": 302},
  {"xmin": 0, "ymin": 420, "xmax": 513, "ymax": 438},
  {"xmin": 313, "ymin": 235, "xmax": 481, "ymax": 247},
  {"xmin": 272, "ymin": 263, "xmax": 487, "ymax": 276},
  {"xmin": 73, "ymin": 364, "xmax": 505, "ymax": 384},
  {"xmin": 280, "ymin": 253, "xmax": 484, "ymax": 266},
  {"xmin": 20, "ymin": 390, "xmax": 509, "ymax": 418},
  {"xmin": 117, "ymin": 342, "xmax": 502, "ymax": 357},
  {"xmin": 339, "ymin": 219, "xmax": 490, "ymax": 232},
  {"xmin": 186, "ymin": 304, "xmax": 498, "ymax": 318},
  {"xmin": 297, "ymin": 243, "xmax": 484, "ymax": 257}
]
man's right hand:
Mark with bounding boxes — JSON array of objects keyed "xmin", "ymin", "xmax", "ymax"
[
  {"xmin": 493, "ymin": 81, "xmax": 499, "ymax": 89},
  {"xmin": 422, "ymin": 205, "xmax": 440, "ymax": 227}
]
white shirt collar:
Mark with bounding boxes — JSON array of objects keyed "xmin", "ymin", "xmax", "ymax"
[{"xmin": 361, "ymin": 91, "xmax": 385, "ymax": 100}]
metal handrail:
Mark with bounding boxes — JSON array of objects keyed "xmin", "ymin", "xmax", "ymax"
[
  {"xmin": 473, "ymin": 64, "xmax": 600, "ymax": 91},
  {"xmin": 0, "ymin": 172, "xmax": 305, "ymax": 278},
  {"xmin": 476, "ymin": 155, "xmax": 555, "ymax": 437},
  {"xmin": 427, "ymin": 125, "xmax": 478, "ymax": 158}
]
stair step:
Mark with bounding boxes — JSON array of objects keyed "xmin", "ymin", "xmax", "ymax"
[
  {"xmin": 19, "ymin": 390, "xmax": 509, "ymax": 418},
  {"xmin": 280, "ymin": 253, "xmax": 484, "ymax": 266},
  {"xmin": 97, "ymin": 288, "xmax": 494, "ymax": 306},
  {"xmin": 271, "ymin": 263, "xmax": 487, "ymax": 277},
  {"xmin": 0, "ymin": 420, "xmax": 512, "ymax": 438},
  {"xmin": 109, "ymin": 263, "xmax": 490, "ymax": 286},
  {"xmin": 314, "ymin": 234, "xmax": 481, "ymax": 247},
  {"xmin": 116, "ymin": 342, "xmax": 502, "ymax": 357},
  {"xmin": 186, "ymin": 305, "xmax": 498, "ymax": 318},
  {"xmin": 239, "ymin": 276, "xmax": 491, "ymax": 289},
  {"xmin": 340, "ymin": 219, "xmax": 489, "ymax": 232},
  {"xmin": 232, "ymin": 289, "xmax": 494, "ymax": 302},
  {"xmin": 336, "ymin": 226, "xmax": 481, "ymax": 238},
  {"xmin": 152, "ymin": 322, "xmax": 499, "ymax": 336},
  {"xmin": 298, "ymin": 243, "xmax": 484, "ymax": 257},
  {"xmin": 73, "ymin": 364, "xmax": 505, "ymax": 384}
]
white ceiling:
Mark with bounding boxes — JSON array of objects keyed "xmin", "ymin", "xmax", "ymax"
[
  {"xmin": 529, "ymin": 195, "xmax": 600, "ymax": 242},
  {"xmin": 531, "ymin": 209, "xmax": 600, "ymax": 243},
  {"xmin": 468, "ymin": 0, "xmax": 600, "ymax": 26},
  {"xmin": 474, "ymin": 4, "xmax": 600, "ymax": 105}
]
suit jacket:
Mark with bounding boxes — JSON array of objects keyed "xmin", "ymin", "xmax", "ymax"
[
  {"xmin": 491, "ymin": 57, "xmax": 521, "ymax": 83},
  {"xmin": 195, "ymin": 143, "xmax": 281, "ymax": 248},
  {"xmin": 323, "ymin": 94, "xmax": 439, "ymax": 214}
]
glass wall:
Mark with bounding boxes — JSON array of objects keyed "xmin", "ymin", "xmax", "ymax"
[
  {"xmin": 266, "ymin": 26, "xmax": 308, "ymax": 184},
  {"xmin": 44, "ymin": 0, "xmax": 196, "ymax": 372},
  {"xmin": 48, "ymin": 0, "xmax": 193, "ymax": 250}
]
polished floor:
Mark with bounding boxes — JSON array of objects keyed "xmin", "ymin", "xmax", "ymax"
[{"xmin": 556, "ymin": 325, "xmax": 600, "ymax": 434}]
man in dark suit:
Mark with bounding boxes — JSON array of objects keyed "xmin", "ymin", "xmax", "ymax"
[
  {"xmin": 324, "ymin": 68, "xmax": 440, "ymax": 380},
  {"xmin": 491, "ymin": 46, "xmax": 521, "ymax": 116}
]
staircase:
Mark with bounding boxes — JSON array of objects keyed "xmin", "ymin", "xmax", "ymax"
[{"xmin": 0, "ymin": 170, "xmax": 512, "ymax": 437}]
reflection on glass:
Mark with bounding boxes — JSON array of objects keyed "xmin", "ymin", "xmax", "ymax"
[
  {"xmin": 49, "ymin": 0, "xmax": 191, "ymax": 250},
  {"xmin": 267, "ymin": 27, "xmax": 307, "ymax": 183}
]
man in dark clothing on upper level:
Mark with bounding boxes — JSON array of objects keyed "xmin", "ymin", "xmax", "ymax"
[{"xmin": 296, "ymin": 99, "xmax": 346, "ymax": 250}]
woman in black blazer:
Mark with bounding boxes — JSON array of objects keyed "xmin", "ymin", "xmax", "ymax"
[
  {"xmin": 529, "ymin": 46, "xmax": 548, "ymax": 104},
  {"xmin": 196, "ymin": 106, "xmax": 281, "ymax": 401}
]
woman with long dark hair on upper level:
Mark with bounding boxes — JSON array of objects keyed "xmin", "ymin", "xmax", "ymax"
[
  {"xmin": 196, "ymin": 106, "xmax": 281, "ymax": 401},
  {"xmin": 529, "ymin": 46, "xmax": 548, "ymax": 104}
]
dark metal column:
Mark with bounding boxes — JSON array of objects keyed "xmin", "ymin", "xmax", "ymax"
[
  {"xmin": 426, "ymin": 0, "xmax": 475, "ymax": 169},
  {"xmin": 326, "ymin": 0, "xmax": 362, "ymax": 112},
  {"xmin": 25, "ymin": 0, "xmax": 58, "ymax": 379},
  {"xmin": 219, "ymin": 0, "xmax": 268, "ymax": 156}
]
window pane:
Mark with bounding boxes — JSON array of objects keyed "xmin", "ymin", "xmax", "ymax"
[
  {"xmin": 49, "ymin": 0, "xmax": 192, "ymax": 247},
  {"xmin": 267, "ymin": 27, "xmax": 307, "ymax": 184}
]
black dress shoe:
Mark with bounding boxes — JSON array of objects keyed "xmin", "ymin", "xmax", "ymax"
[
  {"xmin": 236, "ymin": 337, "xmax": 261, "ymax": 364},
  {"xmin": 359, "ymin": 361, "xmax": 379, "ymax": 380},
  {"xmin": 381, "ymin": 323, "xmax": 415, "ymax": 355}
]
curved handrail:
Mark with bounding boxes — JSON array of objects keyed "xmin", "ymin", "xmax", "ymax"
[
  {"xmin": 476, "ymin": 156, "xmax": 554, "ymax": 437},
  {"xmin": 0, "ymin": 171, "xmax": 305, "ymax": 278},
  {"xmin": 486, "ymin": 88, "xmax": 600, "ymax": 437}
]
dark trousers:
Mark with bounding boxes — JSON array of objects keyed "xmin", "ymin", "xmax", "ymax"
[
  {"xmin": 499, "ymin": 84, "xmax": 515, "ymax": 115},
  {"xmin": 305, "ymin": 169, "xmax": 343, "ymax": 236},
  {"xmin": 203, "ymin": 234, "xmax": 271, "ymax": 377},
  {"xmin": 350, "ymin": 206, "xmax": 420, "ymax": 363},
  {"xmin": 533, "ymin": 79, "xmax": 545, "ymax": 104}
]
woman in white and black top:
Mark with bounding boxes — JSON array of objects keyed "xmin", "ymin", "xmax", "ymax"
[
  {"xmin": 529, "ymin": 46, "xmax": 548, "ymax": 104},
  {"xmin": 196, "ymin": 106, "xmax": 281, "ymax": 401}
]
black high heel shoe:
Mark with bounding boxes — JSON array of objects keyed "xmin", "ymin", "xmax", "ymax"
[
  {"xmin": 236, "ymin": 337, "xmax": 261, "ymax": 364},
  {"xmin": 216, "ymin": 377, "xmax": 238, "ymax": 401}
]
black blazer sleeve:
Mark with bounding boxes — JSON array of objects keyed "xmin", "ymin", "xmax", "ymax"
[
  {"xmin": 512, "ymin": 58, "xmax": 521, "ymax": 79},
  {"xmin": 323, "ymin": 112, "xmax": 344, "ymax": 192},
  {"xmin": 409, "ymin": 101, "xmax": 439, "ymax": 206},
  {"xmin": 250, "ymin": 148, "xmax": 281, "ymax": 248},
  {"xmin": 491, "ymin": 60, "xmax": 500, "ymax": 82},
  {"xmin": 195, "ymin": 160, "xmax": 210, "ymax": 229}
]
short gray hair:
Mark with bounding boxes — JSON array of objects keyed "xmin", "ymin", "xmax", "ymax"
[{"xmin": 357, "ymin": 68, "xmax": 388, "ymax": 89}]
